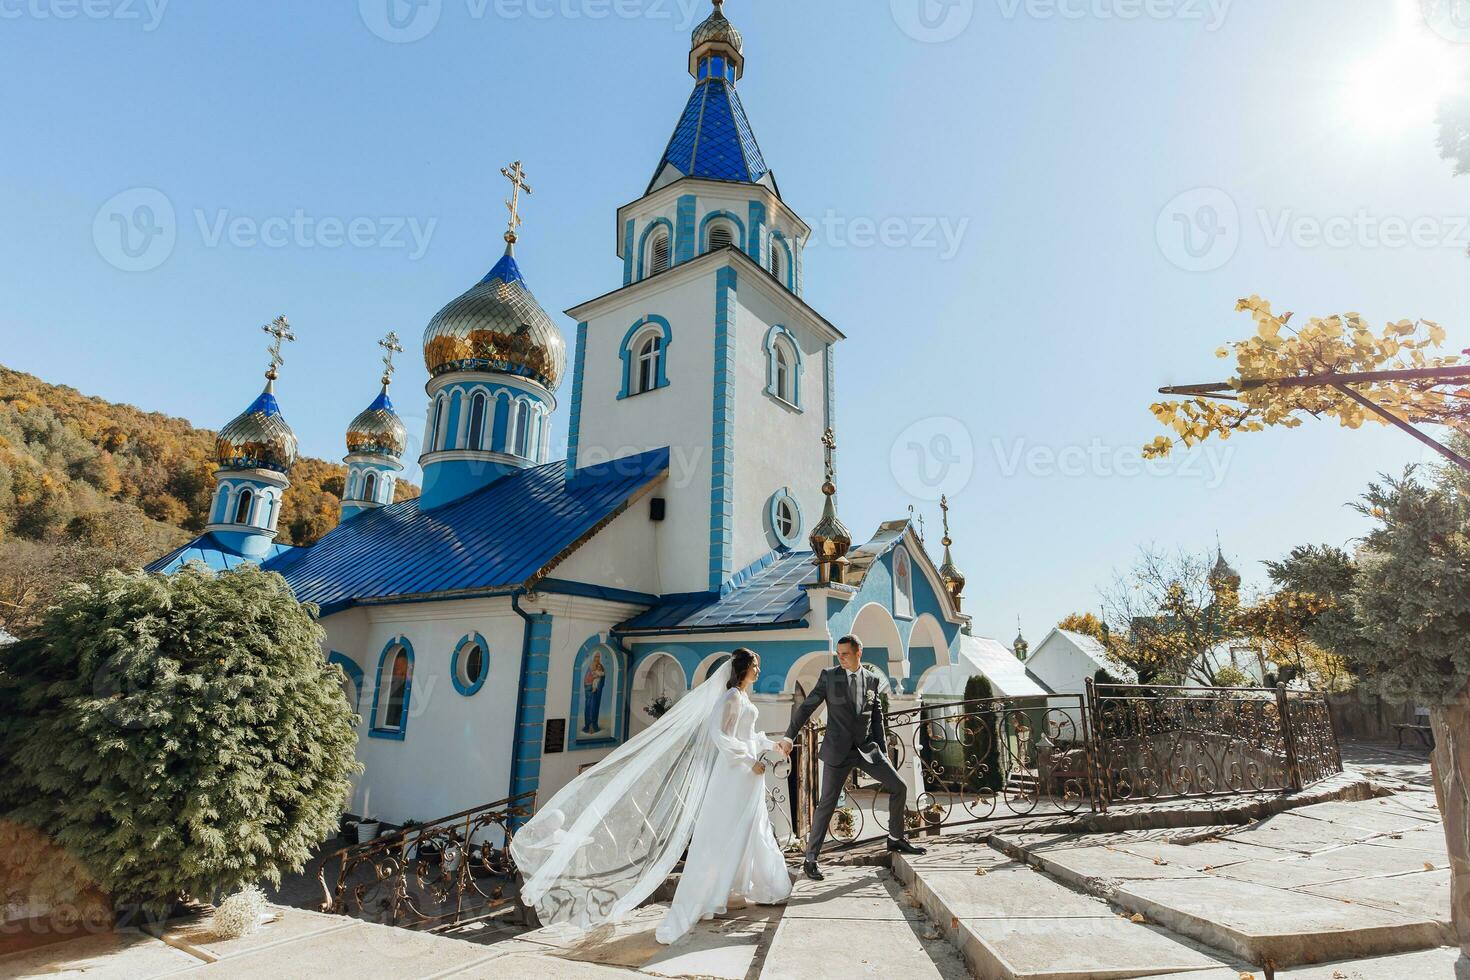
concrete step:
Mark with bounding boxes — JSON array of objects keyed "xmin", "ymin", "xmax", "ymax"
[{"xmin": 892, "ymin": 848, "xmax": 1232, "ymax": 979}]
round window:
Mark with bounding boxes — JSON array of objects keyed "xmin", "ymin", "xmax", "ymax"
[
  {"xmin": 768, "ymin": 489, "xmax": 802, "ymax": 548},
  {"xmin": 454, "ymin": 638, "xmax": 488, "ymax": 696}
]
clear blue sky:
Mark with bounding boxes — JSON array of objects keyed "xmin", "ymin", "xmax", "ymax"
[{"xmin": 2, "ymin": 0, "xmax": 1464, "ymax": 642}]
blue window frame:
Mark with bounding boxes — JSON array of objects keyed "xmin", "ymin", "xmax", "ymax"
[
  {"xmin": 327, "ymin": 653, "xmax": 364, "ymax": 713},
  {"xmin": 618, "ymin": 316, "xmax": 673, "ymax": 399},
  {"xmin": 369, "ymin": 636, "xmax": 415, "ymax": 740},
  {"xmin": 451, "ymin": 633, "xmax": 490, "ymax": 696},
  {"xmin": 763, "ymin": 325, "xmax": 803, "ymax": 410},
  {"xmin": 768, "ymin": 488, "xmax": 803, "ymax": 549}
]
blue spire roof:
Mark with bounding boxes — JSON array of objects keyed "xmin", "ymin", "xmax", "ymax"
[
  {"xmin": 480, "ymin": 246, "xmax": 526, "ymax": 287},
  {"xmin": 650, "ymin": 76, "xmax": 769, "ymax": 191},
  {"xmin": 367, "ymin": 388, "xmax": 394, "ymax": 413}
]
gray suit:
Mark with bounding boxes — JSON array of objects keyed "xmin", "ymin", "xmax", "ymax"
[{"xmin": 785, "ymin": 665, "xmax": 908, "ymax": 861}]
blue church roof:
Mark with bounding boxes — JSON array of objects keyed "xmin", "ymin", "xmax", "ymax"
[
  {"xmin": 650, "ymin": 77, "xmax": 769, "ymax": 191},
  {"xmin": 259, "ymin": 448, "xmax": 670, "ymax": 614},
  {"xmin": 620, "ymin": 549, "xmax": 814, "ymax": 633},
  {"xmin": 145, "ymin": 533, "xmax": 296, "ymax": 575}
]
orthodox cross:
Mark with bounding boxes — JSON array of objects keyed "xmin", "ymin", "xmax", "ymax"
[
  {"xmin": 379, "ymin": 331, "xmax": 404, "ymax": 387},
  {"xmin": 821, "ymin": 427, "xmax": 837, "ymax": 485},
  {"xmin": 500, "ymin": 160, "xmax": 533, "ymax": 244},
  {"xmin": 262, "ymin": 315, "xmax": 295, "ymax": 381},
  {"xmin": 940, "ymin": 494, "xmax": 952, "ymax": 543}
]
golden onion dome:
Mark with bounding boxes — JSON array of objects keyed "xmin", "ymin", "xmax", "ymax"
[
  {"xmin": 939, "ymin": 541, "xmax": 966, "ymax": 600},
  {"xmin": 216, "ymin": 380, "xmax": 298, "ymax": 473},
  {"xmin": 346, "ymin": 386, "xmax": 408, "ymax": 459},
  {"xmin": 808, "ymin": 480, "xmax": 852, "ymax": 563},
  {"xmin": 692, "ymin": 1, "xmax": 742, "ymax": 53},
  {"xmin": 423, "ymin": 245, "xmax": 566, "ymax": 392}
]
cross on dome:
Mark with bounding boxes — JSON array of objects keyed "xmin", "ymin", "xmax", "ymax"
[
  {"xmin": 500, "ymin": 160, "xmax": 533, "ymax": 246},
  {"xmin": 262, "ymin": 315, "xmax": 295, "ymax": 382},
  {"xmin": 379, "ymin": 331, "xmax": 404, "ymax": 387}
]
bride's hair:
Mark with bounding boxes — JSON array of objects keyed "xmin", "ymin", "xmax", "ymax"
[{"xmin": 726, "ymin": 648, "xmax": 758, "ymax": 689}]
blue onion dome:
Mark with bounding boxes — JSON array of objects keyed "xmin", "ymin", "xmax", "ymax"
[
  {"xmin": 216, "ymin": 379, "xmax": 298, "ymax": 473},
  {"xmin": 346, "ymin": 386, "xmax": 408, "ymax": 458},
  {"xmin": 692, "ymin": 0, "xmax": 742, "ymax": 53},
  {"xmin": 422, "ymin": 244, "xmax": 566, "ymax": 392}
]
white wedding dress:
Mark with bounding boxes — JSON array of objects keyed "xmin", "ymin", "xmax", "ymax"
[
  {"xmin": 655, "ymin": 687, "xmax": 793, "ymax": 944},
  {"xmin": 511, "ymin": 665, "xmax": 794, "ymax": 947}
]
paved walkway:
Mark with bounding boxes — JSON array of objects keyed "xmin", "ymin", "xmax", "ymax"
[{"xmin": 5, "ymin": 744, "xmax": 1465, "ymax": 979}]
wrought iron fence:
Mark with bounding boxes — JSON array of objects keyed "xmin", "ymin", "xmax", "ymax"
[
  {"xmin": 319, "ymin": 792, "xmax": 535, "ymax": 932},
  {"xmin": 795, "ymin": 683, "xmax": 1343, "ymax": 847}
]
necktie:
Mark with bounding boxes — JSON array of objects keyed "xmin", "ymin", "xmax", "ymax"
[{"xmin": 848, "ymin": 672, "xmax": 858, "ymax": 711}]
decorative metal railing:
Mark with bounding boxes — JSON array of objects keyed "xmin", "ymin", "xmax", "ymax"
[
  {"xmin": 794, "ymin": 683, "xmax": 1343, "ymax": 847},
  {"xmin": 319, "ymin": 792, "xmax": 535, "ymax": 932}
]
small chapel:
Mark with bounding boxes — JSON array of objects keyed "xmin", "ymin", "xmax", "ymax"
[{"xmin": 148, "ymin": 1, "xmax": 992, "ymax": 825}]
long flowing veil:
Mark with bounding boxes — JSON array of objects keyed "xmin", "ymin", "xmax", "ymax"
[{"xmin": 512, "ymin": 662, "xmax": 734, "ymax": 930}]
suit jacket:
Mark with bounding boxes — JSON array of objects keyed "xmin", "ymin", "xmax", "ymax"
[{"xmin": 785, "ymin": 665, "xmax": 886, "ymax": 767}]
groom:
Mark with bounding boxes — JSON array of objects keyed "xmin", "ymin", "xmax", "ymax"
[{"xmin": 778, "ymin": 635, "xmax": 926, "ymax": 881}]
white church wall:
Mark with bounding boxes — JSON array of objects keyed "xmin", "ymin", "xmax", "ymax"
[
  {"xmin": 1026, "ymin": 629, "xmax": 1107, "ymax": 697},
  {"xmin": 730, "ymin": 279, "xmax": 828, "ymax": 577},
  {"xmin": 323, "ymin": 598, "xmax": 524, "ymax": 826},
  {"xmin": 548, "ymin": 487, "xmax": 665, "ymax": 596},
  {"xmin": 574, "ymin": 260, "xmax": 720, "ymax": 595}
]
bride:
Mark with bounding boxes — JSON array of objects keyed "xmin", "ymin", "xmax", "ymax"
[{"xmin": 512, "ymin": 648, "xmax": 794, "ymax": 945}]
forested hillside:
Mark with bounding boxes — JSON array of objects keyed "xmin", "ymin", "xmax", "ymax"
[{"xmin": 0, "ymin": 365, "xmax": 418, "ymax": 632}]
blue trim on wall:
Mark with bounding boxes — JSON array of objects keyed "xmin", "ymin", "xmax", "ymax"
[
  {"xmin": 327, "ymin": 652, "xmax": 363, "ymax": 713},
  {"xmin": 675, "ymin": 194, "xmax": 698, "ymax": 265},
  {"xmin": 762, "ymin": 324, "xmax": 803, "ymax": 409},
  {"xmin": 767, "ymin": 487, "xmax": 804, "ymax": 550},
  {"xmin": 566, "ymin": 321, "xmax": 588, "ymax": 479},
  {"xmin": 568, "ymin": 636, "xmax": 625, "ymax": 751},
  {"xmin": 710, "ymin": 267, "xmax": 738, "ymax": 592},
  {"xmin": 368, "ymin": 636, "xmax": 414, "ymax": 741},
  {"xmin": 637, "ymin": 218, "xmax": 674, "ymax": 280},
  {"xmin": 747, "ymin": 200, "xmax": 767, "ymax": 263},
  {"xmin": 698, "ymin": 209, "xmax": 747, "ymax": 253},
  {"xmin": 509, "ymin": 613, "xmax": 553, "ymax": 803},
  {"xmin": 622, "ymin": 219, "xmax": 636, "ymax": 286},
  {"xmin": 451, "ymin": 633, "xmax": 490, "ymax": 697},
  {"xmin": 617, "ymin": 315, "xmax": 672, "ymax": 400},
  {"xmin": 823, "ymin": 343, "xmax": 835, "ymax": 430}
]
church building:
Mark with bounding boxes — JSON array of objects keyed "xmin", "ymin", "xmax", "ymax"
[{"xmin": 148, "ymin": 2, "xmax": 984, "ymax": 826}]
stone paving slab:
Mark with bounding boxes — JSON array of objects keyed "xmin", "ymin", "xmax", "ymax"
[
  {"xmin": 1286, "ymin": 798, "xmax": 1438, "ymax": 834},
  {"xmin": 781, "ymin": 867, "xmax": 921, "ymax": 921},
  {"xmin": 761, "ymin": 917, "xmax": 970, "ymax": 979},
  {"xmin": 1368, "ymin": 825, "xmax": 1451, "ymax": 858},
  {"xmin": 1150, "ymin": 945, "xmax": 1468, "ymax": 978},
  {"xmin": 1106, "ymin": 836, "xmax": 1285, "ymax": 872},
  {"xmin": 518, "ymin": 902, "xmax": 773, "ymax": 979},
  {"xmin": 1219, "ymin": 813, "xmax": 1377, "ymax": 855},
  {"xmin": 1115, "ymin": 875, "xmax": 1444, "ymax": 967},
  {"xmin": 151, "ymin": 906, "xmax": 355, "ymax": 961},
  {"xmin": 164, "ymin": 920, "xmax": 500, "ymax": 978},
  {"xmin": 904, "ymin": 840, "xmax": 1027, "ymax": 872},
  {"xmin": 0, "ymin": 929, "xmax": 200, "ymax": 979},
  {"xmin": 1297, "ymin": 869, "xmax": 1452, "ymax": 925},
  {"xmin": 445, "ymin": 951, "xmax": 636, "ymax": 978},
  {"xmin": 1014, "ymin": 840, "xmax": 1210, "ymax": 890},
  {"xmin": 894, "ymin": 851, "xmax": 1232, "ymax": 979}
]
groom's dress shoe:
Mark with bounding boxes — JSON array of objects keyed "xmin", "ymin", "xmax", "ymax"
[
  {"xmin": 887, "ymin": 837, "xmax": 927, "ymax": 856},
  {"xmin": 802, "ymin": 861, "xmax": 825, "ymax": 881}
]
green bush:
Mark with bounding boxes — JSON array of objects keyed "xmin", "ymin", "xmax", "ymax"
[{"xmin": 0, "ymin": 564, "xmax": 360, "ymax": 913}]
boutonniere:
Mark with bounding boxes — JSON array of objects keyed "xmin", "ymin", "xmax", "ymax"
[{"xmin": 863, "ymin": 688, "xmax": 880, "ymax": 712}]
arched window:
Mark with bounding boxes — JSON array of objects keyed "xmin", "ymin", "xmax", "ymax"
[
  {"xmin": 371, "ymin": 639, "xmax": 414, "ymax": 739},
  {"xmin": 893, "ymin": 546, "xmax": 915, "ymax": 620},
  {"xmin": 763, "ymin": 326, "xmax": 803, "ymax": 409},
  {"xmin": 328, "ymin": 653, "xmax": 363, "ymax": 713},
  {"xmin": 706, "ymin": 223, "xmax": 734, "ymax": 253},
  {"xmin": 363, "ymin": 472, "xmax": 378, "ymax": 503},
  {"xmin": 468, "ymin": 391, "xmax": 488, "ymax": 450},
  {"xmin": 618, "ymin": 317, "xmax": 672, "ymax": 399},
  {"xmin": 267, "ymin": 495, "xmax": 280, "ymax": 530},
  {"xmin": 650, "ymin": 234, "xmax": 671, "ymax": 275},
  {"xmin": 636, "ymin": 335, "xmax": 662, "ymax": 395},
  {"xmin": 769, "ymin": 245, "xmax": 783, "ymax": 282},
  {"xmin": 430, "ymin": 395, "xmax": 448, "ymax": 452},
  {"xmin": 233, "ymin": 488, "xmax": 254, "ymax": 525},
  {"xmin": 513, "ymin": 401, "xmax": 531, "ymax": 458}
]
